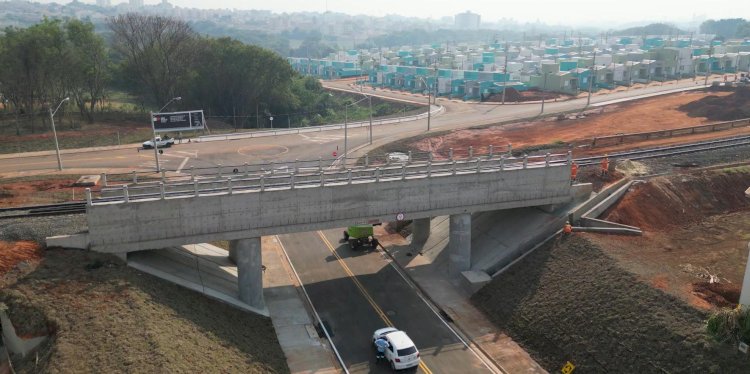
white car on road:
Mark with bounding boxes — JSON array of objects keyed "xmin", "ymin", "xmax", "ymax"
[
  {"xmin": 142, "ymin": 136, "xmax": 175, "ymax": 149},
  {"xmin": 372, "ymin": 327, "xmax": 420, "ymax": 370}
]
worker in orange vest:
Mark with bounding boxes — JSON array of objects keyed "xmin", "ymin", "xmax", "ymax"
[
  {"xmin": 570, "ymin": 162, "xmax": 578, "ymax": 182},
  {"xmin": 563, "ymin": 221, "xmax": 573, "ymax": 235},
  {"xmin": 600, "ymin": 155, "xmax": 609, "ymax": 177}
]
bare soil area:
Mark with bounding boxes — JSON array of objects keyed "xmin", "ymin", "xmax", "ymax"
[
  {"xmin": 0, "ymin": 244, "xmax": 289, "ymax": 374},
  {"xmin": 0, "ymin": 175, "xmax": 95, "ymax": 207},
  {"xmin": 595, "ymin": 167, "xmax": 750, "ymax": 310},
  {"xmin": 411, "ymin": 90, "xmax": 736, "ymax": 160}
]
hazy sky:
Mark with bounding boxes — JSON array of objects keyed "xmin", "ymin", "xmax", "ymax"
[{"xmin": 54, "ymin": 1, "xmax": 750, "ymax": 25}]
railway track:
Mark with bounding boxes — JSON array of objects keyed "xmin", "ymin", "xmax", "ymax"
[
  {"xmin": 3, "ymin": 134, "xmax": 750, "ymax": 219},
  {"xmin": 0, "ymin": 201, "xmax": 87, "ymax": 220}
]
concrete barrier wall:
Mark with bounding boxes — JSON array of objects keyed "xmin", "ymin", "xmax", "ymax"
[{"xmin": 87, "ymin": 165, "xmax": 572, "ymax": 252}]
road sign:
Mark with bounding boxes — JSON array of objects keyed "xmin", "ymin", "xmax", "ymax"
[
  {"xmin": 152, "ymin": 110, "xmax": 205, "ymax": 133},
  {"xmin": 561, "ymin": 361, "xmax": 575, "ymax": 374},
  {"xmin": 396, "ymin": 213, "xmax": 405, "ymax": 221}
]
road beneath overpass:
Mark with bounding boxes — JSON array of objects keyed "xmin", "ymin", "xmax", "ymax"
[
  {"xmin": 279, "ymin": 229, "xmax": 494, "ymax": 373},
  {"xmin": 0, "ymin": 77, "xmax": 712, "ymax": 176}
]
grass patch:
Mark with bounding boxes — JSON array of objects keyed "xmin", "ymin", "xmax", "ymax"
[
  {"xmin": 717, "ymin": 166, "xmax": 750, "ymax": 174},
  {"xmin": 2, "ymin": 248, "xmax": 289, "ymax": 373}
]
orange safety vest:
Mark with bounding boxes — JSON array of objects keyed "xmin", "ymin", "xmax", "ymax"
[
  {"xmin": 570, "ymin": 163, "xmax": 578, "ymax": 180},
  {"xmin": 563, "ymin": 223, "xmax": 573, "ymax": 234},
  {"xmin": 600, "ymin": 157, "xmax": 609, "ymax": 172}
]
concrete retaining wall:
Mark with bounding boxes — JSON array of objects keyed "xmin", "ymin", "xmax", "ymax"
[
  {"xmin": 570, "ymin": 178, "xmax": 630, "ymax": 222},
  {"xmin": 0, "ymin": 311, "xmax": 47, "ymax": 358},
  {"xmin": 87, "ymin": 165, "xmax": 572, "ymax": 252}
]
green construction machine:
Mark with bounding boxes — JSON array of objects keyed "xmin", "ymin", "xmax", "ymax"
[{"xmin": 343, "ymin": 225, "xmax": 380, "ymax": 250}]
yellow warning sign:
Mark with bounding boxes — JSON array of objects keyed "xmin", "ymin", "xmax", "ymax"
[{"xmin": 561, "ymin": 361, "xmax": 575, "ymax": 374}]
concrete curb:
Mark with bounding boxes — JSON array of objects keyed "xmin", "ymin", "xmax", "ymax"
[{"xmin": 0, "ymin": 143, "xmax": 141, "ymax": 160}]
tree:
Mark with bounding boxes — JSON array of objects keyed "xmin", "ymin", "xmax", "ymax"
[
  {"xmin": 187, "ymin": 37, "xmax": 298, "ymax": 128},
  {"xmin": 700, "ymin": 18, "xmax": 749, "ymax": 39},
  {"xmin": 64, "ymin": 20, "xmax": 110, "ymax": 123},
  {"xmin": 108, "ymin": 13, "xmax": 198, "ymax": 107}
]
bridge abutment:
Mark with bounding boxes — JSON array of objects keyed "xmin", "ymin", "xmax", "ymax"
[
  {"xmin": 230, "ymin": 238, "xmax": 265, "ymax": 310},
  {"xmin": 449, "ymin": 213, "xmax": 472, "ymax": 276},
  {"xmin": 412, "ymin": 218, "xmax": 431, "ymax": 244}
]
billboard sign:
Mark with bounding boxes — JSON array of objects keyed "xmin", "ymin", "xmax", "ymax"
[{"xmin": 151, "ymin": 110, "xmax": 205, "ymax": 132}]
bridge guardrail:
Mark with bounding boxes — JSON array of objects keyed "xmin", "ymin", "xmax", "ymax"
[{"xmin": 93, "ymin": 152, "xmax": 572, "ymax": 205}]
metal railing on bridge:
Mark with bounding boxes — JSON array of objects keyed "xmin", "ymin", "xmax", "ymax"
[{"xmin": 89, "ymin": 150, "xmax": 572, "ymax": 206}]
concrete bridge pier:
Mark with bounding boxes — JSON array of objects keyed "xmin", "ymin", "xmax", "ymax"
[
  {"xmin": 411, "ymin": 218, "xmax": 431, "ymax": 244},
  {"xmin": 229, "ymin": 238, "xmax": 265, "ymax": 310},
  {"xmin": 449, "ymin": 213, "xmax": 472, "ymax": 276}
]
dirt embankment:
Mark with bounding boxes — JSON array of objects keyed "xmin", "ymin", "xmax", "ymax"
[
  {"xmin": 596, "ymin": 167, "xmax": 750, "ymax": 310},
  {"xmin": 605, "ymin": 168, "xmax": 750, "ymax": 231},
  {"xmin": 679, "ymin": 87, "xmax": 750, "ymax": 121},
  {"xmin": 473, "ymin": 236, "xmax": 750, "ymax": 373},
  {"xmin": 0, "ymin": 246, "xmax": 289, "ymax": 373}
]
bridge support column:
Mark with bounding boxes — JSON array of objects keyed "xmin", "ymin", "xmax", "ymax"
[
  {"xmin": 449, "ymin": 213, "xmax": 471, "ymax": 276},
  {"xmin": 411, "ymin": 218, "xmax": 431, "ymax": 244},
  {"xmin": 230, "ymin": 238, "xmax": 265, "ymax": 310}
]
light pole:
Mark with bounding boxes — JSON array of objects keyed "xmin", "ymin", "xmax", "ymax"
[
  {"xmin": 417, "ymin": 76, "xmax": 432, "ymax": 131},
  {"xmin": 540, "ymin": 72, "xmax": 550, "ymax": 114},
  {"xmin": 343, "ymin": 96, "xmax": 368, "ymax": 167},
  {"xmin": 152, "ymin": 96, "xmax": 182, "ymax": 173},
  {"xmin": 355, "ymin": 90, "xmax": 373, "ymax": 144},
  {"xmin": 49, "ymin": 97, "xmax": 70, "ymax": 171},
  {"xmin": 586, "ymin": 49, "xmax": 597, "ymax": 107}
]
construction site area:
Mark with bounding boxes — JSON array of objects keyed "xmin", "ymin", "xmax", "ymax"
[{"xmin": 2, "ymin": 85, "xmax": 750, "ymax": 373}]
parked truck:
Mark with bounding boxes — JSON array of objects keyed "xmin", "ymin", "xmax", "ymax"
[{"xmin": 343, "ymin": 225, "xmax": 380, "ymax": 250}]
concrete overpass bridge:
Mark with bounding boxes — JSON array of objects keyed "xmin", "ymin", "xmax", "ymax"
[{"xmin": 52, "ymin": 152, "xmax": 575, "ymax": 312}]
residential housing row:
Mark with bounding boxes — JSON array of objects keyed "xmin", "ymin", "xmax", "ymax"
[{"xmin": 288, "ymin": 36, "xmax": 750, "ymax": 100}]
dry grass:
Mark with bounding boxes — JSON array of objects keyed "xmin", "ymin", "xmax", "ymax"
[{"xmin": 1, "ymin": 248, "xmax": 289, "ymax": 374}]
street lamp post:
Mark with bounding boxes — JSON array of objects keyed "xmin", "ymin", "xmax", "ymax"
[
  {"xmin": 540, "ymin": 72, "xmax": 550, "ymax": 114},
  {"xmin": 342, "ymin": 96, "xmax": 369, "ymax": 167},
  {"xmin": 49, "ymin": 97, "xmax": 70, "ymax": 171},
  {"xmin": 356, "ymin": 89, "xmax": 373, "ymax": 145},
  {"xmin": 417, "ymin": 76, "xmax": 432, "ymax": 131},
  {"xmin": 152, "ymin": 96, "xmax": 182, "ymax": 173}
]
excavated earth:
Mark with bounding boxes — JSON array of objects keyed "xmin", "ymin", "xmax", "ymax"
[{"xmin": 473, "ymin": 167, "xmax": 750, "ymax": 373}]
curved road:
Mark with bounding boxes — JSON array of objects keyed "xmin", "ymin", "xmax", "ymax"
[{"xmin": 0, "ymin": 77, "xmax": 713, "ymax": 176}]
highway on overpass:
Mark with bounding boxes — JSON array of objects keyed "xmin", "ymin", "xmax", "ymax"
[
  {"xmin": 278, "ymin": 228, "xmax": 494, "ymax": 373},
  {"xmin": 0, "ymin": 77, "xmax": 712, "ymax": 175}
]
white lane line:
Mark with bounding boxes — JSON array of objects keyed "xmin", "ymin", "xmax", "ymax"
[
  {"xmin": 275, "ymin": 235, "xmax": 350, "ymax": 374},
  {"xmin": 176, "ymin": 157, "xmax": 190, "ymax": 173},
  {"xmin": 378, "ymin": 247, "xmax": 503, "ymax": 374}
]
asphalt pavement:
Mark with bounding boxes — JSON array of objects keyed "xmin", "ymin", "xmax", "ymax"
[
  {"xmin": 0, "ymin": 76, "xmax": 717, "ymax": 176},
  {"xmin": 278, "ymin": 229, "xmax": 493, "ymax": 373}
]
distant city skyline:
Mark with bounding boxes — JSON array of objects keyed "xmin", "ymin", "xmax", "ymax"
[{"xmin": 28, "ymin": 0, "xmax": 747, "ymax": 28}]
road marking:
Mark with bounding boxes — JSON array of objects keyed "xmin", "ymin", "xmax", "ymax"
[
  {"xmin": 298, "ymin": 133, "xmax": 344, "ymax": 144},
  {"xmin": 317, "ymin": 231, "xmax": 433, "ymax": 374},
  {"xmin": 176, "ymin": 157, "xmax": 190, "ymax": 173}
]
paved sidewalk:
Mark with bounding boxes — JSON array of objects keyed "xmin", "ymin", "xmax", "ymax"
[
  {"xmin": 376, "ymin": 228, "xmax": 547, "ymax": 374},
  {"xmin": 262, "ymin": 236, "xmax": 341, "ymax": 374}
]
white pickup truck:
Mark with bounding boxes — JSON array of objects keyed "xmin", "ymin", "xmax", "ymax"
[{"xmin": 142, "ymin": 136, "xmax": 175, "ymax": 149}]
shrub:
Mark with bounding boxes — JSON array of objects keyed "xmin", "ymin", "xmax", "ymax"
[{"xmin": 706, "ymin": 305, "xmax": 750, "ymax": 344}]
